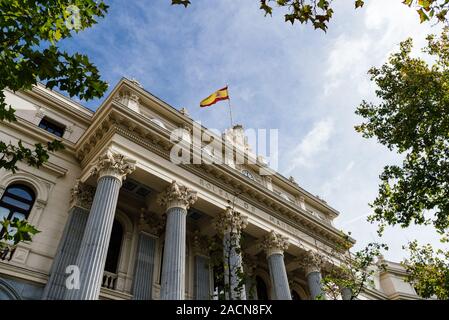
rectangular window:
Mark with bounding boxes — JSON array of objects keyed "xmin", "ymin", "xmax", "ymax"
[{"xmin": 38, "ymin": 117, "xmax": 66, "ymax": 137}]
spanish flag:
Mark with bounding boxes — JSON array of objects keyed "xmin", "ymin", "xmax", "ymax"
[{"xmin": 200, "ymin": 86, "xmax": 229, "ymax": 107}]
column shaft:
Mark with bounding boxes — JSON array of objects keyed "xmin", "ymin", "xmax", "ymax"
[
  {"xmin": 307, "ymin": 271, "xmax": 324, "ymax": 300},
  {"xmin": 133, "ymin": 233, "xmax": 157, "ymax": 300},
  {"xmin": 341, "ymin": 287, "xmax": 352, "ymax": 300},
  {"xmin": 223, "ymin": 231, "xmax": 246, "ymax": 300},
  {"xmin": 267, "ymin": 253, "xmax": 291, "ymax": 300},
  {"xmin": 160, "ymin": 207, "xmax": 186, "ymax": 300},
  {"xmin": 65, "ymin": 176, "xmax": 121, "ymax": 300},
  {"xmin": 194, "ymin": 255, "xmax": 211, "ymax": 300},
  {"xmin": 42, "ymin": 207, "xmax": 88, "ymax": 300}
]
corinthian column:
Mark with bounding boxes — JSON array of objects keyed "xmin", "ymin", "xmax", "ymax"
[
  {"xmin": 260, "ymin": 231, "xmax": 292, "ymax": 300},
  {"xmin": 158, "ymin": 181, "xmax": 197, "ymax": 300},
  {"xmin": 214, "ymin": 206, "xmax": 248, "ymax": 300},
  {"xmin": 43, "ymin": 180, "xmax": 95, "ymax": 300},
  {"xmin": 66, "ymin": 151, "xmax": 136, "ymax": 300},
  {"xmin": 303, "ymin": 250, "xmax": 326, "ymax": 300}
]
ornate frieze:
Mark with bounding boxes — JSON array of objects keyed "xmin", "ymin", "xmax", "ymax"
[
  {"xmin": 90, "ymin": 150, "xmax": 136, "ymax": 183},
  {"xmin": 70, "ymin": 179, "xmax": 96, "ymax": 210},
  {"xmin": 157, "ymin": 181, "xmax": 198, "ymax": 211},
  {"xmin": 302, "ymin": 250, "xmax": 327, "ymax": 276},
  {"xmin": 214, "ymin": 206, "xmax": 248, "ymax": 234},
  {"xmin": 260, "ymin": 231, "xmax": 289, "ymax": 257}
]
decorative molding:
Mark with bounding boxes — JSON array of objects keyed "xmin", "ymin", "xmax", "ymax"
[
  {"xmin": 179, "ymin": 107, "xmax": 189, "ymax": 117},
  {"xmin": 90, "ymin": 150, "xmax": 136, "ymax": 183},
  {"xmin": 288, "ymin": 176, "xmax": 298, "ymax": 186},
  {"xmin": 214, "ymin": 206, "xmax": 248, "ymax": 234},
  {"xmin": 260, "ymin": 231, "xmax": 289, "ymax": 257},
  {"xmin": 157, "ymin": 181, "xmax": 198, "ymax": 211},
  {"xmin": 70, "ymin": 179, "xmax": 96, "ymax": 210}
]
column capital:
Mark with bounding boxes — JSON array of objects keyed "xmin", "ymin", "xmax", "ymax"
[
  {"xmin": 157, "ymin": 181, "xmax": 198, "ymax": 211},
  {"xmin": 302, "ymin": 250, "xmax": 326, "ymax": 276},
  {"xmin": 138, "ymin": 208, "xmax": 165, "ymax": 236},
  {"xmin": 91, "ymin": 150, "xmax": 136, "ymax": 183},
  {"xmin": 214, "ymin": 206, "xmax": 248, "ymax": 234},
  {"xmin": 260, "ymin": 231, "xmax": 289, "ymax": 257},
  {"xmin": 70, "ymin": 179, "xmax": 96, "ymax": 210}
]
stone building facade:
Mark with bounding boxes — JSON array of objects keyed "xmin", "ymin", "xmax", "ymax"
[{"xmin": 0, "ymin": 78, "xmax": 419, "ymax": 300}]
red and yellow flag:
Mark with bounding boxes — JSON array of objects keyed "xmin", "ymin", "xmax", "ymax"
[{"xmin": 200, "ymin": 86, "xmax": 229, "ymax": 107}]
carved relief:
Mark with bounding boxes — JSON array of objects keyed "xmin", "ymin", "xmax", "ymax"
[
  {"xmin": 157, "ymin": 181, "xmax": 198, "ymax": 211},
  {"xmin": 260, "ymin": 231, "xmax": 289, "ymax": 256},
  {"xmin": 301, "ymin": 250, "xmax": 327, "ymax": 276},
  {"xmin": 214, "ymin": 206, "xmax": 248, "ymax": 234},
  {"xmin": 139, "ymin": 208, "xmax": 164, "ymax": 236},
  {"xmin": 91, "ymin": 150, "xmax": 136, "ymax": 182},
  {"xmin": 70, "ymin": 179, "xmax": 96, "ymax": 210}
]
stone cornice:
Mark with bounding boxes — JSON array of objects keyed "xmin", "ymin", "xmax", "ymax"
[
  {"xmin": 157, "ymin": 181, "xmax": 198, "ymax": 211},
  {"xmin": 12, "ymin": 86, "xmax": 93, "ymax": 125}
]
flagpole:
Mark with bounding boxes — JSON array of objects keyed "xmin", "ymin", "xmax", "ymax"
[{"xmin": 227, "ymin": 84, "xmax": 234, "ymax": 128}]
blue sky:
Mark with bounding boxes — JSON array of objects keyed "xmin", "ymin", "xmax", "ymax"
[{"xmin": 60, "ymin": 0, "xmax": 446, "ymax": 261}]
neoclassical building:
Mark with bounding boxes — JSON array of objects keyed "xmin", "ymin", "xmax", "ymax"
[{"xmin": 0, "ymin": 78, "xmax": 419, "ymax": 300}]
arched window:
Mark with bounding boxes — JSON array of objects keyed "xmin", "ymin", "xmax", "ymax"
[
  {"xmin": 256, "ymin": 276, "xmax": 269, "ymax": 300},
  {"xmin": 104, "ymin": 220, "xmax": 123, "ymax": 274},
  {"xmin": 0, "ymin": 184, "xmax": 35, "ymax": 234},
  {"xmin": 0, "ymin": 279, "xmax": 21, "ymax": 300}
]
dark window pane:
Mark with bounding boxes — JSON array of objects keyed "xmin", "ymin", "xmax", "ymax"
[
  {"xmin": 2, "ymin": 196, "xmax": 30, "ymax": 211},
  {"xmin": 256, "ymin": 276, "xmax": 269, "ymax": 300},
  {"xmin": 0, "ymin": 185, "xmax": 35, "ymax": 229},
  {"xmin": 38, "ymin": 117, "xmax": 65, "ymax": 137},
  {"xmin": 104, "ymin": 220, "xmax": 123, "ymax": 273},
  {"xmin": 7, "ymin": 187, "xmax": 33, "ymax": 201}
]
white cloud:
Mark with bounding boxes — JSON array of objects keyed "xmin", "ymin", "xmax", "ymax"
[{"xmin": 284, "ymin": 118, "xmax": 334, "ymax": 174}]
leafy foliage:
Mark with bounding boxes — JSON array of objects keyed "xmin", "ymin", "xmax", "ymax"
[
  {"xmin": 207, "ymin": 232, "xmax": 247, "ymax": 300},
  {"xmin": 171, "ymin": 0, "xmax": 449, "ymax": 32},
  {"xmin": 403, "ymin": 0, "xmax": 449, "ymax": 23},
  {"xmin": 0, "ymin": 217, "xmax": 40, "ymax": 260},
  {"xmin": 402, "ymin": 239, "xmax": 449, "ymax": 299},
  {"xmin": 356, "ymin": 28, "xmax": 449, "ymax": 235},
  {"xmin": 1, "ymin": 0, "xmax": 109, "ymax": 172},
  {"xmin": 321, "ymin": 235, "xmax": 388, "ymax": 300},
  {"xmin": 172, "ymin": 0, "xmax": 365, "ymax": 31}
]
